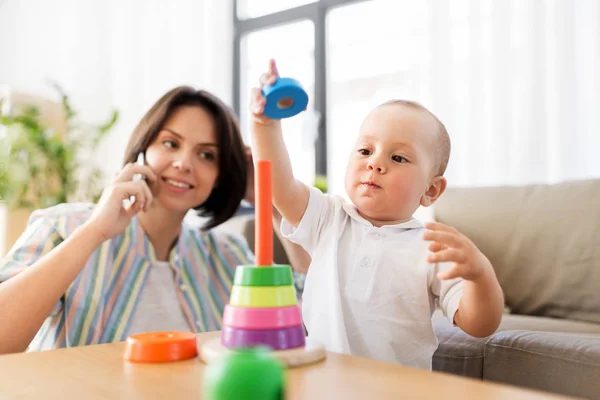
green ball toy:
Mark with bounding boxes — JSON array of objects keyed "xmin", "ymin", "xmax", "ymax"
[{"xmin": 203, "ymin": 346, "xmax": 285, "ymax": 400}]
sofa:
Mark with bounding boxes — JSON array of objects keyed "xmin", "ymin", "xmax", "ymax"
[
  {"xmin": 431, "ymin": 178, "xmax": 600, "ymax": 399},
  {"xmin": 219, "ymin": 178, "xmax": 600, "ymax": 399}
]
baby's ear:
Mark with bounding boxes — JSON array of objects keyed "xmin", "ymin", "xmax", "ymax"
[{"xmin": 420, "ymin": 176, "xmax": 447, "ymax": 207}]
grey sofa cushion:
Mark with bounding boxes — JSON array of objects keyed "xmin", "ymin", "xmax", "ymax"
[
  {"xmin": 432, "ymin": 312, "xmax": 488, "ymax": 378},
  {"xmin": 432, "ymin": 311, "xmax": 600, "ymax": 379},
  {"xmin": 433, "ymin": 179, "xmax": 600, "ymax": 325},
  {"xmin": 484, "ymin": 330, "xmax": 600, "ymax": 399}
]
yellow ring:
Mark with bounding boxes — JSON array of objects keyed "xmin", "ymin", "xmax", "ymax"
[{"xmin": 230, "ymin": 285, "xmax": 297, "ymax": 308}]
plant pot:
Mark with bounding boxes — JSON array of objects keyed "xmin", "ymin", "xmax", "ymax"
[{"xmin": 0, "ymin": 205, "xmax": 30, "ymax": 257}]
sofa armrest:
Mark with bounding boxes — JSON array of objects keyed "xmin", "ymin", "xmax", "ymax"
[{"xmin": 483, "ymin": 330, "xmax": 600, "ymax": 399}]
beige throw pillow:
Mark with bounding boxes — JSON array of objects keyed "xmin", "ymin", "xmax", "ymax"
[{"xmin": 433, "ymin": 179, "xmax": 600, "ymax": 324}]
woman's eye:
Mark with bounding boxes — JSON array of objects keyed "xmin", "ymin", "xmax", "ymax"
[
  {"xmin": 358, "ymin": 149, "xmax": 371, "ymax": 156},
  {"xmin": 163, "ymin": 140, "xmax": 178, "ymax": 149},
  {"xmin": 392, "ymin": 155, "xmax": 408, "ymax": 163},
  {"xmin": 199, "ymin": 151, "xmax": 216, "ymax": 161}
]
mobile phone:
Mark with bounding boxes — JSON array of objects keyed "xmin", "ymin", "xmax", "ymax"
[
  {"xmin": 134, "ymin": 152, "xmax": 146, "ymax": 181},
  {"xmin": 130, "ymin": 152, "xmax": 146, "ymax": 205}
]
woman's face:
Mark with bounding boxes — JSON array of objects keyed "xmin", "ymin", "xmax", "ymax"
[{"xmin": 144, "ymin": 105, "xmax": 219, "ymax": 215}]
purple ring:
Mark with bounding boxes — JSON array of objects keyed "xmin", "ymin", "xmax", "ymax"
[{"xmin": 221, "ymin": 325, "xmax": 306, "ymax": 350}]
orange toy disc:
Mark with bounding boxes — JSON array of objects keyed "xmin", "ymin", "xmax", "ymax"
[{"xmin": 123, "ymin": 331, "xmax": 198, "ymax": 363}]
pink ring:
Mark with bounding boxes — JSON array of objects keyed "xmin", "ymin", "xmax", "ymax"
[{"xmin": 222, "ymin": 305, "xmax": 302, "ymax": 330}]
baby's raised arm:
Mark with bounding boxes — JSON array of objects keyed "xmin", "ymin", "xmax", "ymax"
[{"xmin": 250, "ymin": 59, "xmax": 310, "ymax": 227}]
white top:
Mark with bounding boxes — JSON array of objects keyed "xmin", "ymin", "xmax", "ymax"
[
  {"xmin": 128, "ymin": 261, "xmax": 192, "ymax": 335},
  {"xmin": 281, "ymin": 186, "xmax": 464, "ymax": 370}
]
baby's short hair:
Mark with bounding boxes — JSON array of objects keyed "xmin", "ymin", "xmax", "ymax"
[{"xmin": 380, "ymin": 100, "xmax": 451, "ymax": 176}]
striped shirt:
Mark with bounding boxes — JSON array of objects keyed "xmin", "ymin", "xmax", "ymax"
[{"xmin": 0, "ymin": 203, "xmax": 254, "ymax": 351}]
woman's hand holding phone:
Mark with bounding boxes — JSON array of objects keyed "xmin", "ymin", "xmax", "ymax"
[{"xmin": 83, "ymin": 153, "xmax": 156, "ymax": 242}]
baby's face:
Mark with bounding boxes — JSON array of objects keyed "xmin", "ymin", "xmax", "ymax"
[{"xmin": 344, "ymin": 104, "xmax": 439, "ymax": 226}]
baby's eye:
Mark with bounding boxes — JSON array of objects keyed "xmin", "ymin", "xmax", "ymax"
[
  {"xmin": 392, "ymin": 155, "xmax": 408, "ymax": 163},
  {"xmin": 358, "ymin": 148, "xmax": 371, "ymax": 156},
  {"xmin": 199, "ymin": 151, "xmax": 216, "ymax": 161},
  {"xmin": 163, "ymin": 140, "xmax": 178, "ymax": 149}
]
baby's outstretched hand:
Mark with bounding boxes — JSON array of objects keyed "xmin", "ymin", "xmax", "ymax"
[
  {"xmin": 423, "ymin": 222, "xmax": 492, "ymax": 281},
  {"xmin": 250, "ymin": 58, "xmax": 279, "ymax": 125}
]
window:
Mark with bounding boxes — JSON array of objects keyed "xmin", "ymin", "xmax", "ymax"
[
  {"xmin": 326, "ymin": 1, "xmax": 432, "ymax": 195},
  {"xmin": 239, "ymin": 21, "xmax": 317, "ymax": 185},
  {"xmin": 235, "ymin": 0, "xmax": 383, "ymax": 189},
  {"xmin": 235, "ymin": 0, "xmax": 600, "ymax": 197},
  {"xmin": 237, "ymin": 0, "xmax": 318, "ymax": 20}
]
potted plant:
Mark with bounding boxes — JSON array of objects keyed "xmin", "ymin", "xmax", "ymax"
[{"xmin": 0, "ymin": 82, "xmax": 118, "ymax": 254}]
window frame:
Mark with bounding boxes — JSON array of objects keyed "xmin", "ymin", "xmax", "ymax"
[{"xmin": 233, "ymin": 0, "xmax": 368, "ymax": 179}]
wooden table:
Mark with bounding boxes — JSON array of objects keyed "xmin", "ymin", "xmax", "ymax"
[{"xmin": 0, "ymin": 332, "xmax": 571, "ymax": 399}]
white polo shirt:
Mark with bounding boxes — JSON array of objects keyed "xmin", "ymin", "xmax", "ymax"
[{"xmin": 281, "ymin": 186, "xmax": 463, "ymax": 370}]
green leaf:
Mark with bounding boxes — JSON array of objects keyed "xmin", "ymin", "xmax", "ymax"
[
  {"xmin": 314, "ymin": 175, "xmax": 328, "ymax": 193},
  {"xmin": 0, "ymin": 80, "xmax": 118, "ymax": 211},
  {"xmin": 98, "ymin": 110, "xmax": 119, "ymax": 134},
  {"xmin": 47, "ymin": 80, "xmax": 75, "ymax": 121}
]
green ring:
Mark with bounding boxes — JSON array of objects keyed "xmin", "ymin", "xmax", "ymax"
[{"xmin": 233, "ymin": 265, "xmax": 293, "ymax": 286}]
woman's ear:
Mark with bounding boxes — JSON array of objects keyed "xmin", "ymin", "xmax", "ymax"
[{"xmin": 420, "ymin": 176, "xmax": 447, "ymax": 207}]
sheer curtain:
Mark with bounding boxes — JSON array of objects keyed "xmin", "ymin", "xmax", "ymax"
[
  {"xmin": 326, "ymin": 0, "xmax": 600, "ymax": 198},
  {"xmin": 0, "ymin": 0, "xmax": 232, "ymax": 176},
  {"xmin": 0, "ymin": 0, "xmax": 232, "ymax": 254},
  {"xmin": 429, "ymin": 0, "xmax": 600, "ymax": 186}
]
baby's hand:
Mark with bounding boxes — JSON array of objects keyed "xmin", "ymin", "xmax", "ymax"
[
  {"xmin": 423, "ymin": 222, "xmax": 492, "ymax": 281},
  {"xmin": 250, "ymin": 59, "xmax": 279, "ymax": 125}
]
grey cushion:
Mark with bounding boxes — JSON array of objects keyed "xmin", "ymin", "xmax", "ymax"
[
  {"xmin": 484, "ymin": 330, "xmax": 600, "ymax": 399},
  {"xmin": 432, "ymin": 312, "xmax": 488, "ymax": 378},
  {"xmin": 432, "ymin": 311, "xmax": 600, "ymax": 379}
]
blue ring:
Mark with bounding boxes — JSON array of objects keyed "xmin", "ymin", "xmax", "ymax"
[{"xmin": 261, "ymin": 77, "xmax": 308, "ymax": 120}]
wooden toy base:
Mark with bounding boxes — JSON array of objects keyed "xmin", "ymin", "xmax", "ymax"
[{"xmin": 200, "ymin": 337, "xmax": 326, "ymax": 368}]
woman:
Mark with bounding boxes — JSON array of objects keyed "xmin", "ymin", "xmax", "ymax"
[{"xmin": 0, "ymin": 86, "xmax": 307, "ymax": 354}]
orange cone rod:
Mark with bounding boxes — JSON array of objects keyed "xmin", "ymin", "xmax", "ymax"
[{"xmin": 255, "ymin": 160, "xmax": 273, "ymax": 266}]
